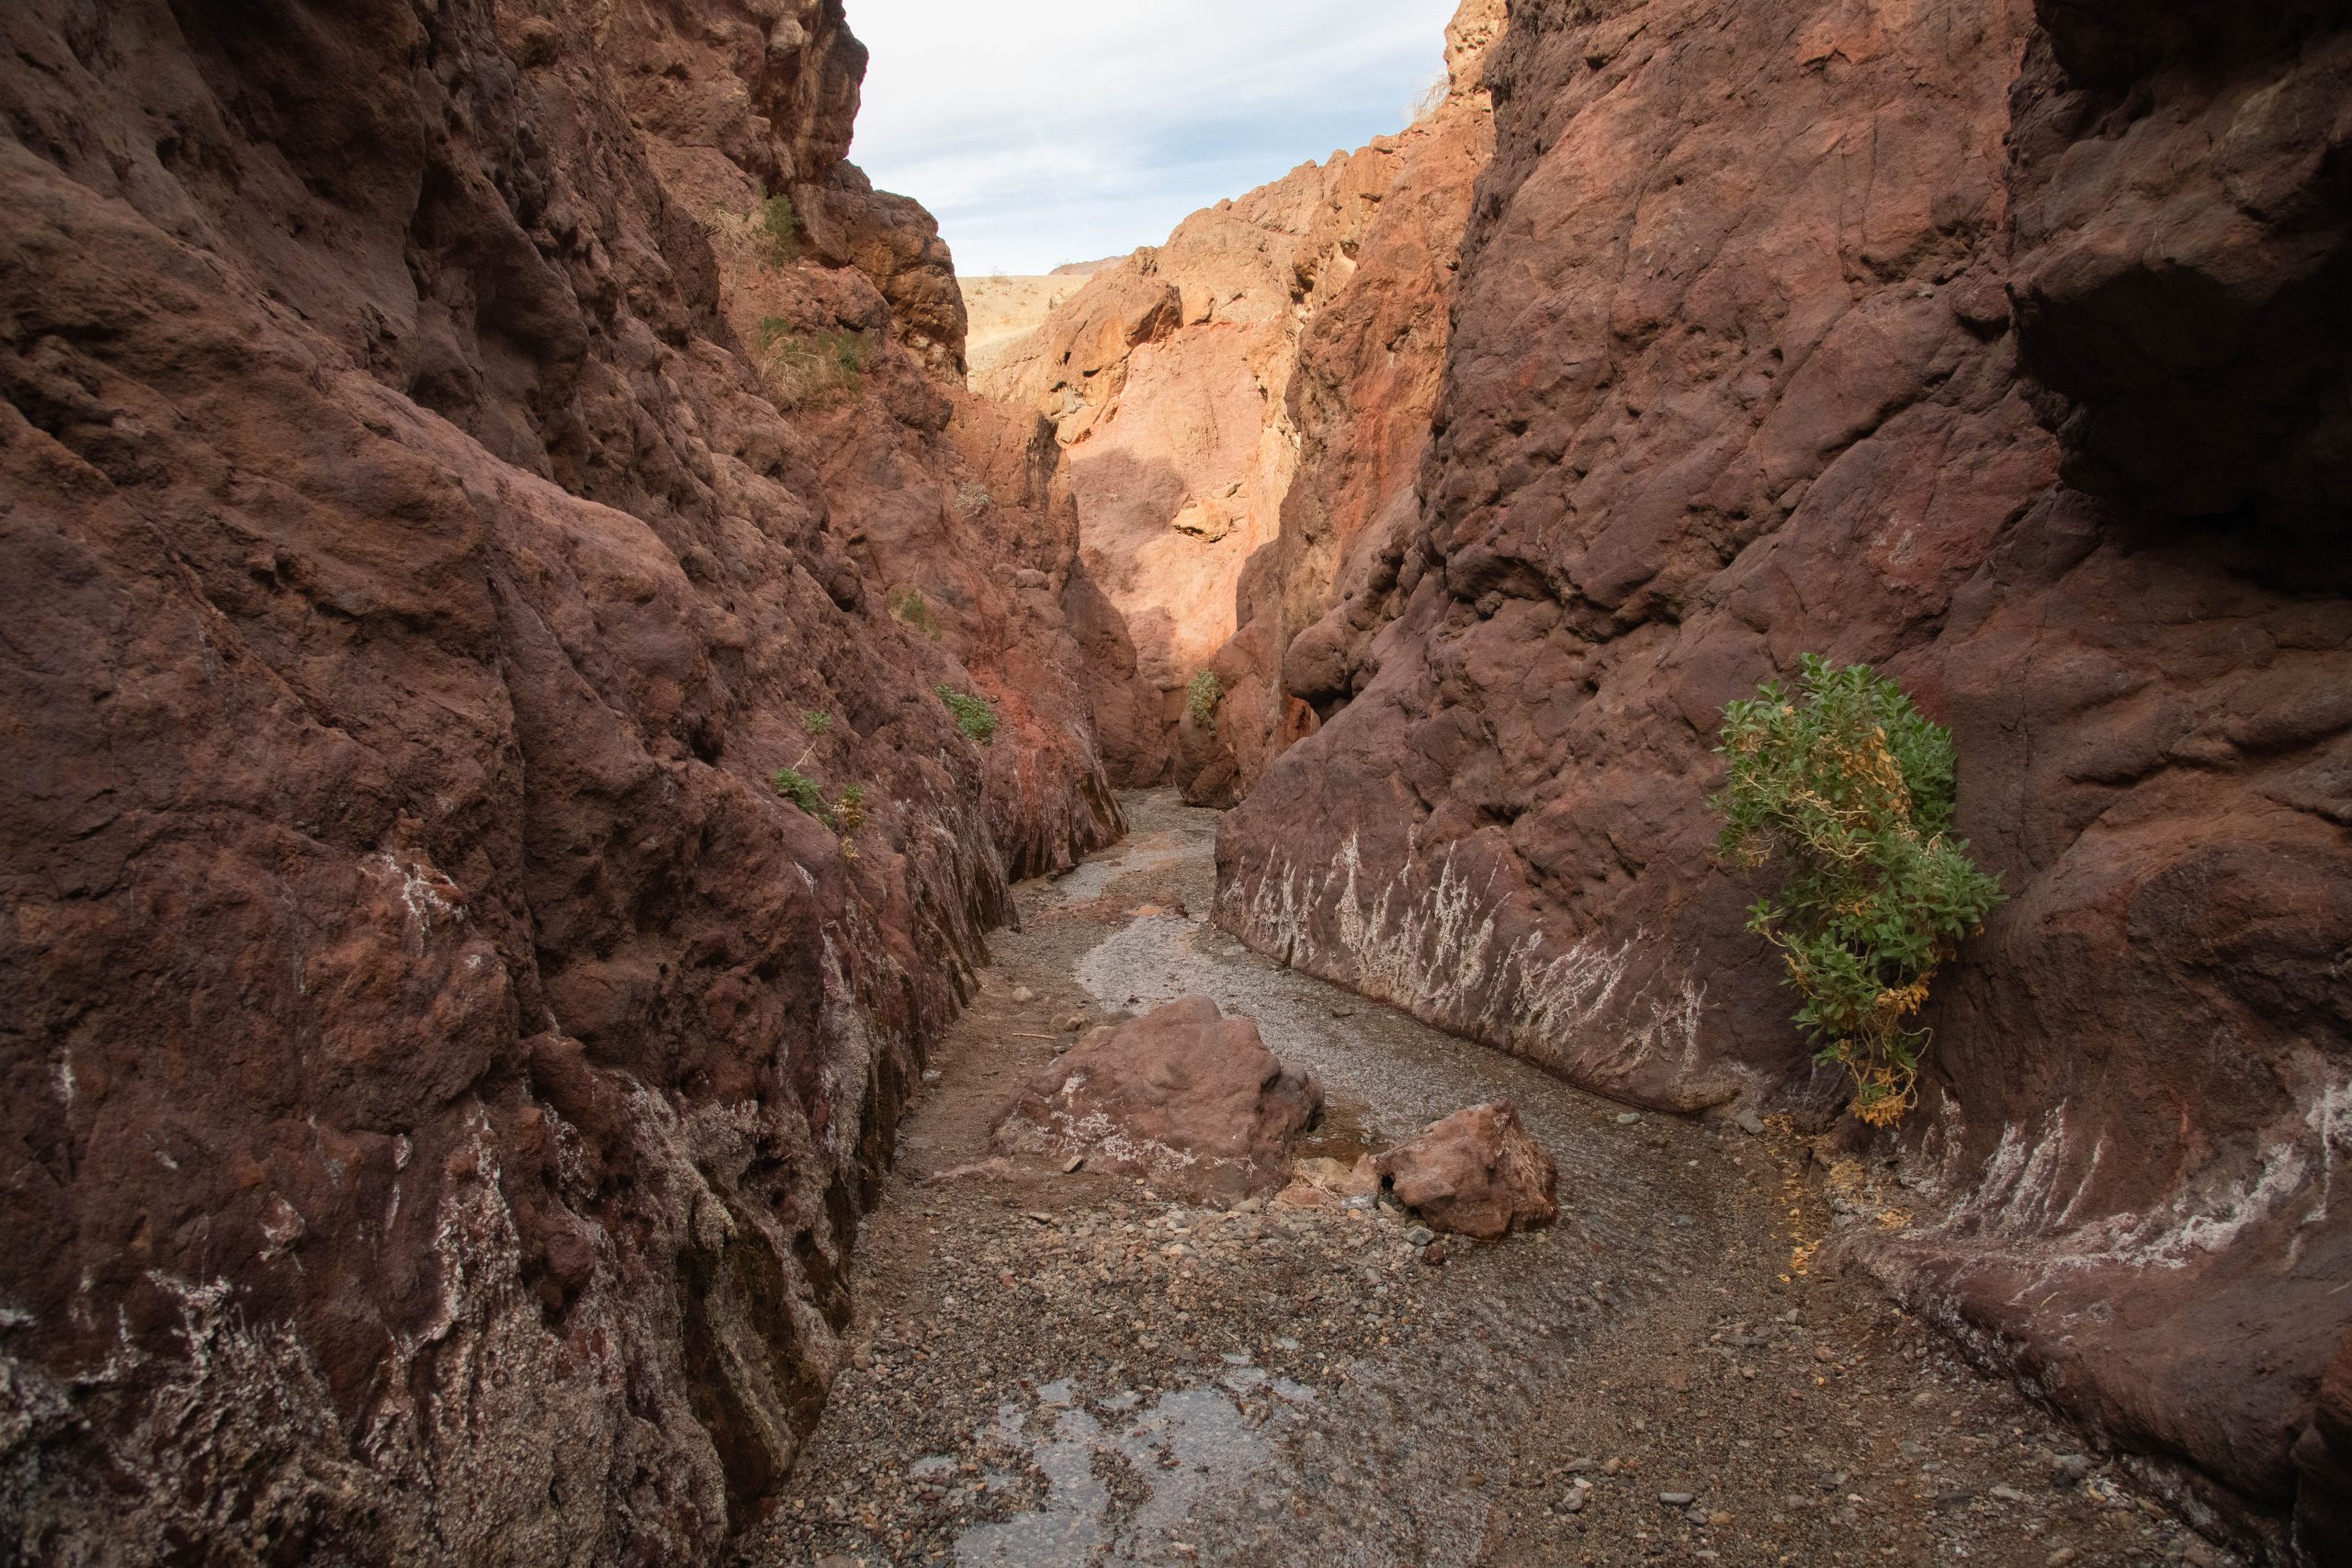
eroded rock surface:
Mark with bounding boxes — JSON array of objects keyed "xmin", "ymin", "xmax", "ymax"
[
  {"xmin": 0, "ymin": 0, "xmax": 1123, "ymax": 1560},
  {"xmin": 1190, "ymin": 0, "xmax": 1503, "ymax": 808},
  {"xmin": 992, "ymin": 996, "xmax": 1322, "ymax": 1202},
  {"xmin": 1216, "ymin": 0, "xmax": 2349, "ymax": 1552},
  {"xmin": 981, "ymin": 0, "xmax": 1501, "ymax": 796},
  {"xmin": 1375, "ymin": 1100, "xmax": 1559, "ymax": 1240},
  {"xmin": 961, "ymin": 274, "xmax": 1097, "ymax": 377}
]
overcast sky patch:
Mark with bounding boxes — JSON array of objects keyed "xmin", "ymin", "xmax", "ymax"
[{"xmin": 847, "ymin": 0, "xmax": 1459, "ymax": 276}]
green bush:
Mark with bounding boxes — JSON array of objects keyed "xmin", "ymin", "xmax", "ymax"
[
  {"xmin": 1186, "ymin": 670, "xmax": 1223, "ymax": 726},
  {"xmin": 1712, "ymin": 655, "xmax": 2004, "ymax": 1126},
  {"xmin": 952, "ymin": 479, "xmax": 992, "ymax": 517},
  {"xmin": 889, "ymin": 587, "xmax": 940, "ymax": 640},
  {"xmin": 773, "ymin": 766, "xmax": 828, "ymax": 820},
  {"xmin": 755, "ymin": 317, "xmax": 868, "ymax": 409},
  {"xmin": 802, "ymin": 710, "xmax": 831, "ymax": 736},
  {"xmin": 935, "ymin": 683, "xmax": 998, "ymax": 744},
  {"xmin": 755, "ymin": 194, "xmax": 801, "ymax": 266}
]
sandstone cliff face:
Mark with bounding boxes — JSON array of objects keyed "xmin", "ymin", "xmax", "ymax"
[
  {"xmin": 981, "ymin": 0, "xmax": 1500, "ymax": 795},
  {"xmin": 1216, "ymin": 0, "xmax": 2349, "ymax": 1554},
  {"xmin": 612, "ymin": 0, "xmax": 967, "ymax": 378},
  {"xmin": 0, "ymin": 1, "xmax": 1117, "ymax": 1562},
  {"xmin": 1190, "ymin": 0, "xmax": 1502, "ymax": 808}
]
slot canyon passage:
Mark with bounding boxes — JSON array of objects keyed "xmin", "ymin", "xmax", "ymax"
[{"xmin": 0, "ymin": 0, "xmax": 2347, "ymax": 1564}]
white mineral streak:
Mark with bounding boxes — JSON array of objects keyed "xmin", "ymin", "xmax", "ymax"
[
  {"xmin": 1223, "ymin": 829, "xmax": 1710, "ymax": 1092},
  {"xmin": 1895, "ymin": 1049, "xmax": 2350, "ymax": 1280},
  {"xmin": 816, "ymin": 932, "xmax": 879, "ymax": 1165},
  {"xmin": 1036, "ymin": 1105, "xmax": 1214, "ymax": 1181},
  {"xmin": 365, "ymin": 851, "xmax": 466, "ymax": 953}
]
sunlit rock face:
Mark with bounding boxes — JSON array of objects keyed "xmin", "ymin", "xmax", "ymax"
[
  {"xmin": 0, "ymin": 0, "xmax": 1125, "ymax": 1559},
  {"xmin": 980, "ymin": 0, "xmax": 1505, "ymax": 797},
  {"xmin": 1216, "ymin": 0, "xmax": 2350, "ymax": 1553}
]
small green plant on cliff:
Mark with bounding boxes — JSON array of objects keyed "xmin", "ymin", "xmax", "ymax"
[
  {"xmin": 755, "ymin": 317, "xmax": 868, "ymax": 409},
  {"xmin": 1712, "ymin": 655, "xmax": 2005, "ymax": 1127},
  {"xmin": 802, "ymin": 709, "xmax": 831, "ymax": 736},
  {"xmin": 773, "ymin": 766, "xmax": 828, "ymax": 820},
  {"xmin": 953, "ymin": 479, "xmax": 992, "ymax": 517},
  {"xmin": 1186, "ymin": 670, "xmax": 1223, "ymax": 726},
  {"xmin": 935, "ymin": 683, "xmax": 999, "ymax": 744},
  {"xmin": 834, "ymin": 784, "xmax": 868, "ymax": 831},
  {"xmin": 755, "ymin": 193, "xmax": 802, "ymax": 266},
  {"xmin": 889, "ymin": 586, "xmax": 941, "ymax": 640}
]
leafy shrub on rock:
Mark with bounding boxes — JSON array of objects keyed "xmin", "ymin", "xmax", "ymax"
[
  {"xmin": 1712, "ymin": 655, "xmax": 2004, "ymax": 1125},
  {"xmin": 936, "ymin": 683, "xmax": 998, "ymax": 744},
  {"xmin": 755, "ymin": 317, "xmax": 868, "ymax": 409},
  {"xmin": 755, "ymin": 193, "xmax": 801, "ymax": 266},
  {"xmin": 1186, "ymin": 670, "xmax": 1222, "ymax": 726},
  {"xmin": 773, "ymin": 766, "xmax": 827, "ymax": 820},
  {"xmin": 889, "ymin": 586, "xmax": 940, "ymax": 640}
]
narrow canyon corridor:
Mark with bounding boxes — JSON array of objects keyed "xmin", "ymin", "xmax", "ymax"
[
  {"xmin": 742, "ymin": 795, "xmax": 2228, "ymax": 1568},
  {"xmin": 4, "ymin": 0, "xmax": 2346, "ymax": 1563}
]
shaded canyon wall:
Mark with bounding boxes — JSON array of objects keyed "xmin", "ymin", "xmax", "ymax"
[
  {"xmin": 0, "ymin": 0, "xmax": 1124, "ymax": 1561},
  {"xmin": 980, "ymin": 0, "xmax": 1503, "ymax": 797},
  {"xmin": 1215, "ymin": 0, "xmax": 2349, "ymax": 1556}
]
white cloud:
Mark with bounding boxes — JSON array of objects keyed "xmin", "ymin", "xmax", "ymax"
[{"xmin": 846, "ymin": 0, "xmax": 1460, "ymax": 274}]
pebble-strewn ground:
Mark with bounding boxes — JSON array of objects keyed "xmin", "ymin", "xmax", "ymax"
[{"xmin": 741, "ymin": 793, "xmax": 2241, "ymax": 1568}]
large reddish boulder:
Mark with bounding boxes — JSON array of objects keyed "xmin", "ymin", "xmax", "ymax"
[
  {"xmin": 1375, "ymin": 1101, "xmax": 1559, "ymax": 1240},
  {"xmin": 992, "ymin": 997, "xmax": 1322, "ymax": 1202},
  {"xmin": 1215, "ymin": 0, "xmax": 2349, "ymax": 1546}
]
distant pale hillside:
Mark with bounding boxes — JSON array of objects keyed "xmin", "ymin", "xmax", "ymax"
[{"xmin": 961, "ymin": 272, "xmax": 1095, "ymax": 376}]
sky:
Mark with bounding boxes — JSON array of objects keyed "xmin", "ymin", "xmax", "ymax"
[{"xmin": 845, "ymin": 0, "xmax": 1460, "ymax": 276}]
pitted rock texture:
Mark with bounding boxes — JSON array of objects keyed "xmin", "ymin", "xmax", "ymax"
[
  {"xmin": 0, "ymin": 0, "xmax": 1119, "ymax": 1562},
  {"xmin": 1374, "ymin": 1100, "xmax": 1559, "ymax": 1241},
  {"xmin": 991, "ymin": 996, "xmax": 1323, "ymax": 1202},
  {"xmin": 980, "ymin": 0, "xmax": 1501, "ymax": 796},
  {"xmin": 1216, "ymin": 0, "xmax": 2348, "ymax": 1553}
]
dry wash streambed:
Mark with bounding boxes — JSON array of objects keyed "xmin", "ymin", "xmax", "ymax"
[{"xmin": 742, "ymin": 794, "xmax": 2235, "ymax": 1568}]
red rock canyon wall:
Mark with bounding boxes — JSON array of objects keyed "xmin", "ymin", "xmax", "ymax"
[
  {"xmin": 981, "ymin": 0, "xmax": 1502, "ymax": 798},
  {"xmin": 0, "ymin": 0, "xmax": 1122, "ymax": 1560},
  {"xmin": 1216, "ymin": 0, "xmax": 2349, "ymax": 1556}
]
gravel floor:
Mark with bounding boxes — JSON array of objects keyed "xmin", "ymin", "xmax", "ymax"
[{"xmin": 739, "ymin": 792, "xmax": 2240, "ymax": 1568}]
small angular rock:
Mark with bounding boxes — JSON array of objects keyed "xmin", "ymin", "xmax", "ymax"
[{"xmin": 1374, "ymin": 1100, "xmax": 1558, "ymax": 1239}]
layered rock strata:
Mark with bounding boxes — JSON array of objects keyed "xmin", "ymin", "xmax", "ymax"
[
  {"xmin": 0, "ymin": 0, "xmax": 1122, "ymax": 1561},
  {"xmin": 1216, "ymin": 0, "xmax": 2350, "ymax": 1554}
]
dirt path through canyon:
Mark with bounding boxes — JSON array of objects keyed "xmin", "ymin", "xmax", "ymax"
[{"xmin": 742, "ymin": 794, "xmax": 2233, "ymax": 1568}]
